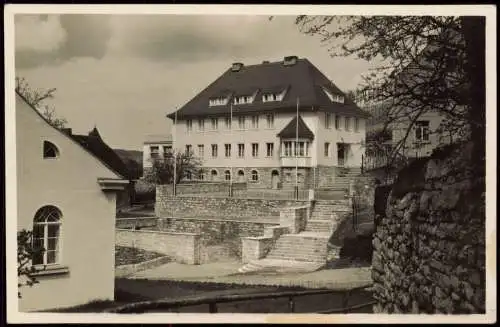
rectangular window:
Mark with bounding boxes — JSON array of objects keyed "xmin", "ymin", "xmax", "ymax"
[
  {"xmin": 251, "ymin": 115, "xmax": 259, "ymax": 129},
  {"xmin": 415, "ymin": 121, "xmax": 430, "ymax": 142},
  {"xmin": 186, "ymin": 119, "xmax": 193, "ymax": 132},
  {"xmin": 211, "ymin": 144, "xmax": 218, "ymax": 158},
  {"xmin": 225, "ymin": 117, "xmax": 231, "ymax": 129},
  {"xmin": 238, "ymin": 143, "xmax": 245, "ymax": 158},
  {"xmin": 324, "ymin": 142, "xmax": 330, "ymax": 157},
  {"xmin": 252, "ymin": 143, "xmax": 259, "ymax": 157},
  {"xmin": 266, "ymin": 143, "xmax": 274, "ymax": 157},
  {"xmin": 354, "ymin": 118, "xmax": 360, "ymax": 132},
  {"xmin": 150, "ymin": 146, "xmax": 159, "ymax": 159},
  {"xmin": 295, "ymin": 142, "xmax": 305, "ymax": 157},
  {"xmin": 225, "ymin": 144, "xmax": 231, "ymax": 158},
  {"xmin": 211, "ymin": 118, "xmax": 218, "ymax": 130},
  {"xmin": 238, "ymin": 116, "xmax": 246, "ymax": 129},
  {"xmin": 325, "ymin": 113, "xmax": 331, "ymax": 129},
  {"xmin": 198, "ymin": 119, "xmax": 205, "ymax": 131},
  {"xmin": 335, "ymin": 115, "xmax": 340, "ymax": 130},
  {"xmin": 163, "ymin": 145, "xmax": 172, "ymax": 158},
  {"xmin": 283, "ymin": 141, "xmax": 293, "ymax": 157},
  {"xmin": 185, "ymin": 144, "xmax": 192, "ymax": 155},
  {"xmin": 197, "ymin": 144, "xmax": 204, "ymax": 157},
  {"xmin": 266, "ymin": 114, "xmax": 275, "ymax": 128},
  {"xmin": 345, "ymin": 117, "xmax": 350, "ymax": 131}
]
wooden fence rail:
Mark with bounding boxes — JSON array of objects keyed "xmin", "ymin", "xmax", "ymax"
[{"xmin": 105, "ymin": 284, "xmax": 373, "ymax": 314}]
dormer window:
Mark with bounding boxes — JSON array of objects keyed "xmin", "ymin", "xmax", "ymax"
[
  {"xmin": 233, "ymin": 95, "xmax": 254, "ymax": 105},
  {"xmin": 262, "ymin": 92, "xmax": 285, "ymax": 103},
  {"xmin": 323, "ymin": 87, "xmax": 345, "ymax": 104},
  {"xmin": 209, "ymin": 96, "xmax": 229, "ymax": 106},
  {"xmin": 43, "ymin": 141, "xmax": 59, "ymax": 159}
]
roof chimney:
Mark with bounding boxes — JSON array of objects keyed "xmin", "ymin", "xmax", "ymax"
[
  {"xmin": 231, "ymin": 62, "xmax": 244, "ymax": 72},
  {"xmin": 283, "ymin": 55, "xmax": 298, "ymax": 66}
]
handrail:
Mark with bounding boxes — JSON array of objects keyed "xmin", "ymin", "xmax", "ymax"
[{"xmin": 105, "ymin": 284, "xmax": 373, "ymax": 314}]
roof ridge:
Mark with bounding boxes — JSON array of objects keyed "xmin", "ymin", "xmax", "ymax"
[{"xmin": 15, "ymin": 91, "xmax": 127, "ymax": 180}]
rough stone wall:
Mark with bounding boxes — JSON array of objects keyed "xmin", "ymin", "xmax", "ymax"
[
  {"xmin": 158, "ymin": 217, "xmax": 277, "ymax": 258},
  {"xmin": 159, "ymin": 182, "xmax": 246, "ymax": 196},
  {"xmin": 156, "ymin": 186, "xmax": 308, "ymax": 219},
  {"xmin": 372, "ymin": 142, "xmax": 486, "ymax": 314}
]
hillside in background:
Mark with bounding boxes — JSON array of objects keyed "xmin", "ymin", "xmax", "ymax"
[{"xmin": 114, "ymin": 149, "xmax": 143, "ymax": 179}]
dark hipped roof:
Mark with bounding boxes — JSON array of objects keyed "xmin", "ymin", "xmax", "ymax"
[
  {"xmin": 277, "ymin": 116, "xmax": 315, "ymax": 140},
  {"xmin": 68, "ymin": 127, "xmax": 132, "ymax": 180},
  {"xmin": 167, "ymin": 58, "xmax": 371, "ymax": 120}
]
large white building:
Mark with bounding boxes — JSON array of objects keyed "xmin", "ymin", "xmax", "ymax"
[
  {"xmin": 167, "ymin": 56, "xmax": 370, "ymax": 189},
  {"xmin": 16, "ymin": 92, "xmax": 128, "ymax": 311}
]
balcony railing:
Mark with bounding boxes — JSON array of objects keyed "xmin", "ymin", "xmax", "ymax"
[{"xmin": 280, "ymin": 156, "xmax": 312, "ymax": 167}]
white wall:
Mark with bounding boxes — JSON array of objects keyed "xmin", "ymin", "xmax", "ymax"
[
  {"xmin": 391, "ymin": 111, "xmax": 450, "ymax": 157},
  {"xmin": 143, "ymin": 142, "xmax": 172, "ymax": 169},
  {"xmin": 316, "ymin": 112, "xmax": 366, "ymax": 167},
  {"xmin": 172, "ymin": 111, "xmax": 319, "ymax": 168},
  {"xmin": 16, "ymin": 95, "xmax": 120, "ymax": 312}
]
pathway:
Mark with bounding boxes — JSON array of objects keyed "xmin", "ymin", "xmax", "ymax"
[{"xmin": 126, "ymin": 261, "xmax": 372, "ymax": 290}]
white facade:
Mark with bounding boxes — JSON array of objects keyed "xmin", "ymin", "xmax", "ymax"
[
  {"xmin": 16, "ymin": 94, "xmax": 127, "ymax": 312},
  {"xmin": 171, "ymin": 110, "xmax": 366, "ymax": 172},
  {"xmin": 142, "ymin": 134, "xmax": 173, "ymax": 172}
]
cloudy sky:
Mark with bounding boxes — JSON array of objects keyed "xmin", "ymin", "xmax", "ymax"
[{"xmin": 15, "ymin": 14, "xmax": 376, "ymax": 151}]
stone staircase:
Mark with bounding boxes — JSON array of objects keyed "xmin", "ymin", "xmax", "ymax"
[
  {"xmin": 332, "ymin": 167, "xmax": 362, "ymax": 191},
  {"xmin": 238, "ymin": 199, "xmax": 351, "ymax": 274}
]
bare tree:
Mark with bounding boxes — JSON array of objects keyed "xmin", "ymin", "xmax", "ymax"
[
  {"xmin": 15, "ymin": 77, "xmax": 68, "ymax": 129},
  {"xmin": 294, "ymin": 16, "xmax": 485, "ymax": 167},
  {"xmin": 143, "ymin": 151, "xmax": 203, "ymax": 185}
]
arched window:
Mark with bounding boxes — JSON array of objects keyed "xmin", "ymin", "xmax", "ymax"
[
  {"xmin": 237, "ymin": 170, "xmax": 245, "ymax": 177},
  {"xmin": 186, "ymin": 171, "xmax": 192, "ymax": 181},
  {"xmin": 224, "ymin": 170, "xmax": 231, "ymax": 181},
  {"xmin": 43, "ymin": 141, "xmax": 59, "ymax": 159},
  {"xmin": 211, "ymin": 169, "xmax": 218, "ymax": 181},
  {"xmin": 251, "ymin": 170, "xmax": 259, "ymax": 182},
  {"xmin": 33, "ymin": 206, "xmax": 62, "ymax": 266}
]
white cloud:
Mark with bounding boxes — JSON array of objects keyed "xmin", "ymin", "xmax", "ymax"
[{"xmin": 15, "ymin": 15, "xmax": 67, "ymax": 53}]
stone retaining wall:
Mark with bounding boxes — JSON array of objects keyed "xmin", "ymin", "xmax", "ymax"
[
  {"xmin": 116, "ymin": 229, "xmax": 201, "ymax": 265},
  {"xmin": 156, "ymin": 186, "xmax": 308, "ymax": 219},
  {"xmin": 372, "ymin": 142, "xmax": 486, "ymax": 314}
]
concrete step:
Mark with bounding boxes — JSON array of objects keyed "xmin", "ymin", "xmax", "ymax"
[
  {"xmin": 238, "ymin": 259, "xmax": 325, "ymax": 274},
  {"xmin": 305, "ymin": 220, "xmax": 334, "ymax": 233},
  {"xmin": 264, "ymin": 232, "xmax": 330, "ymax": 263}
]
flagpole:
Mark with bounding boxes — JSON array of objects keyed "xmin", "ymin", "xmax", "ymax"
[
  {"xmin": 295, "ymin": 97, "xmax": 299, "ymax": 200},
  {"xmin": 229, "ymin": 103, "xmax": 233, "ymax": 197},
  {"xmin": 173, "ymin": 108, "xmax": 177, "ymax": 196}
]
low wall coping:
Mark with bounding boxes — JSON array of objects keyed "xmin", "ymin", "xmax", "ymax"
[
  {"xmin": 282, "ymin": 205, "xmax": 310, "ymax": 210},
  {"xmin": 116, "ymin": 217, "xmax": 157, "ymax": 221},
  {"xmin": 116, "ymin": 228, "xmax": 201, "ymax": 237},
  {"xmin": 158, "ymin": 216, "xmax": 279, "ymax": 224},
  {"xmin": 242, "ymin": 236, "xmax": 273, "ymax": 241}
]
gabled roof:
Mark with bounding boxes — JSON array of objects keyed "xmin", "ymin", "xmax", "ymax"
[
  {"xmin": 277, "ymin": 116, "xmax": 315, "ymax": 140},
  {"xmin": 167, "ymin": 57, "xmax": 371, "ymax": 120},
  {"xmin": 68, "ymin": 127, "xmax": 131, "ymax": 180}
]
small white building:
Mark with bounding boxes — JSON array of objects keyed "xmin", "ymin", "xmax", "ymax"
[
  {"xmin": 16, "ymin": 92, "xmax": 128, "ymax": 312},
  {"xmin": 142, "ymin": 134, "xmax": 173, "ymax": 176},
  {"xmin": 167, "ymin": 56, "xmax": 370, "ymax": 189}
]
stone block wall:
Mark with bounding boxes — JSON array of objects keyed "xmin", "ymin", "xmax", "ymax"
[
  {"xmin": 372, "ymin": 142, "xmax": 486, "ymax": 314},
  {"xmin": 156, "ymin": 186, "xmax": 308, "ymax": 219},
  {"xmin": 115, "ymin": 229, "xmax": 201, "ymax": 264},
  {"xmin": 157, "ymin": 217, "xmax": 277, "ymax": 258},
  {"xmin": 315, "ymin": 166, "xmax": 338, "ymax": 188},
  {"xmin": 158, "ymin": 182, "xmax": 246, "ymax": 197},
  {"xmin": 279, "ymin": 206, "xmax": 309, "ymax": 233}
]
